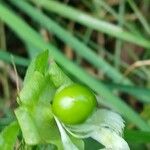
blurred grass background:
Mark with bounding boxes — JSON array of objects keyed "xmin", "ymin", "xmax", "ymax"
[{"xmin": 0, "ymin": 0, "xmax": 150, "ymax": 149}]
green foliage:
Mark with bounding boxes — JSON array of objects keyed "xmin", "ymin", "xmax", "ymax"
[
  {"xmin": 0, "ymin": 0, "xmax": 150, "ymax": 149},
  {"xmin": 0, "ymin": 121, "xmax": 20, "ymax": 150},
  {"xmin": 15, "ymin": 51, "xmax": 61, "ymax": 148},
  {"xmin": 0, "ymin": 50, "xmax": 29, "ymax": 66},
  {"xmin": 15, "ymin": 51, "xmax": 84, "ymax": 149},
  {"xmin": 10, "ymin": 0, "xmax": 132, "ymax": 85},
  {"xmin": 30, "ymin": 0, "xmax": 150, "ymax": 49},
  {"xmin": 19, "ymin": 72, "xmax": 48, "ymax": 105},
  {"xmin": 125, "ymin": 130, "xmax": 150, "ymax": 144},
  {"xmin": 0, "ymin": 2, "xmax": 149, "ymax": 131},
  {"xmin": 15, "ymin": 106, "xmax": 62, "ymax": 147},
  {"xmin": 49, "ymin": 62, "xmax": 72, "ymax": 88},
  {"xmin": 0, "ymin": 51, "xmax": 128, "ymax": 149}
]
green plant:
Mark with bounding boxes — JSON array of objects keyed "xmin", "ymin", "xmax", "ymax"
[
  {"xmin": 1, "ymin": 0, "xmax": 150, "ymax": 149},
  {"xmin": 0, "ymin": 1, "xmax": 149, "ymax": 131},
  {"xmin": 0, "ymin": 51, "xmax": 130, "ymax": 149},
  {"xmin": 52, "ymin": 84, "xmax": 97, "ymax": 125}
]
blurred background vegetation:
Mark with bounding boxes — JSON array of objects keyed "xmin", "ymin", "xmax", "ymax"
[{"xmin": 0, "ymin": 0, "xmax": 150, "ymax": 149}]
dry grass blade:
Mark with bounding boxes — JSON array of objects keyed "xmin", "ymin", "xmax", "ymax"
[{"xmin": 124, "ymin": 60, "xmax": 150, "ymax": 76}]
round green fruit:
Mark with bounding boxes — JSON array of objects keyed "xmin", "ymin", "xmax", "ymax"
[{"xmin": 52, "ymin": 84, "xmax": 97, "ymax": 125}]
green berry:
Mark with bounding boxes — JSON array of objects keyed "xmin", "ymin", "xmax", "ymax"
[{"xmin": 52, "ymin": 84, "xmax": 97, "ymax": 125}]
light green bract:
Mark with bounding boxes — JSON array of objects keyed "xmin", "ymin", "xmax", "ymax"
[
  {"xmin": 65, "ymin": 109, "xmax": 130, "ymax": 150},
  {"xmin": 14, "ymin": 50, "xmax": 129, "ymax": 150}
]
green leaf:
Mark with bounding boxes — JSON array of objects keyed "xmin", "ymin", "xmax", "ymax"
[
  {"xmin": 0, "ymin": 121, "xmax": 20, "ymax": 150},
  {"xmin": 10, "ymin": 0, "xmax": 132, "ymax": 85},
  {"xmin": 128, "ymin": 143, "xmax": 147, "ymax": 150},
  {"xmin": 106, "ymin": 83, "xmax": 150, "ymax": 103},
  {"xmin": 15, "ymin": 51, "xmax": 63, "ymax": 147},
  {"xmin": 30, "ymin": 0, "xmax": 150, "ymax": 49},
  {"xmin": 34, "ymin": 50, "xmax": 49, "ymax": 75},
  {"xmin": 127, "ymin": 0, "xmax": 150, "ymax": 34},
  {"xmin": 84, "ymin": 138, "xmax": 103, "ymax": 150},
  {"xmin": 124, "ymin": 130, "xmax": 150, "ymax": 144},
  {"xmin": 15, "ymin": 72, "xmax": 61, "ymax": 147},
  {"xmin": 15, "ymin": 49, "xmax": 83, "ymax": 148},
  {"xmin": 15, "ymin": 106, "xmax": 41, "ymax": 144},
  {"xmin": 141, "ymin": 105, "xmax": 150, "ymax": 125},
  {"xmin": 23, "ymin": 58, "xmax": 36, "ymax": 85},
  {"xmin": 19, "ymin": 50, "xmax": 56, "ymax": 105},
  {"xmin": 49, "ymin": 62, "xmax": 73, "ymax": 88},
  {"xmin": 38, "ymin": 76, "xmax": 56, "ymax": 105},
  {"xmin": 0, "ymin": 49, "xmax": 29, "ymax": 66},
  {"xmin": 15, "ymin": 106, "xmax": 63, "ymax": 149},
  {"xmin": 19, "ymin": 71, "xmax": 47, "ymax": 106},
  {"xmin": 23, "ymin": 50, "xmax": 49, "ymax": 85}
]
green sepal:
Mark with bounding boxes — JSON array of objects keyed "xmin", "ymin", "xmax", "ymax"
[
  {"xmin": 0, "ymin": 121, "xmax": 20, "ymax": 150},
  {"xmin": 18, "ymin": 71, "xmax": 47, "ymax": 106},
  {"xmin": 55, "ymin": 117, "xmax": 84, "ymax": 150},
  {"xmin": 35, "ymin": 49, "xmax": 49, "ymax": 74},
  {"xmin": 38, "ymin": 75, "xmax": 56, "ymax": 104},
  {"xmin": 15, "ymin": 105, "xmax": 63, "ymax": 149},
  {"xmin": 23, "ymin": 50, "xmax": 49, "ymax": 85},
  {"xmin": 15, "ymin": 50, "xmax": 86, "ymax": 149},
  {"xmin": 49, "ymin": 61, "xmax": 72, "ymax": 88}
]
